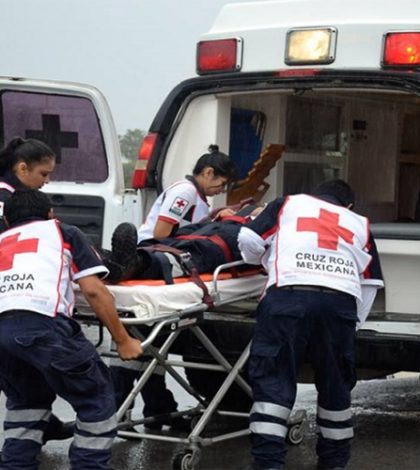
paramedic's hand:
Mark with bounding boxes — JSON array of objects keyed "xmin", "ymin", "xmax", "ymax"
[
  {"xmin": 213, "ymin": 208, "xmax": 236, "ymax": 220},
  {"xmin": 116, "ymin": 337, "xmax": 143, "ymax": 360}
]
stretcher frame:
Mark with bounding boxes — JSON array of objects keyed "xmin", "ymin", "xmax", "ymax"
[{"xmin": 76, "ymin": 261, "xmax": 306, "ymax": 470}]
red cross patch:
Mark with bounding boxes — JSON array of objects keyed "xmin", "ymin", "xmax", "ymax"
[{"xmin": 169, "ymin": 197, "xmax": 189, "ymax": 216}]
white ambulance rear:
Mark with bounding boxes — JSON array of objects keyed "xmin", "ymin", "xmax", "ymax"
[{"xmin": 134, "ymin": 0, "xmax": 420, "ymax": 374}]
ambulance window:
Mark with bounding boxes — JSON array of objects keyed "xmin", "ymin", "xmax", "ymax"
[
  {"xmin": 283, "ymin": 162, "xmax": 340, "ymax": 195},
  {"xmin": 229, "ymin": 108, "xmax": 266, "ymax": 179},
  {"xmin": 286, "ymin": 97, "xmax": 341, "ymax": 152},
  {"xmin": 0, "ymin": 91, "xmax": 108, "ymax": 183}
]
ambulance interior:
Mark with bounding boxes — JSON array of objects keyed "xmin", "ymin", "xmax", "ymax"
[{"xmin": 163, "ymin": 88, "xmax": 420, "ymax": 315}]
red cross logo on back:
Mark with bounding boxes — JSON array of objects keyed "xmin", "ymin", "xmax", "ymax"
[
  {"xmin": 0, "ymin": 233, "xmax": 39, "ymax": 271},
  {"xmin": 296, "ymin": 208, "xmax": 354, "ymax": 250}
]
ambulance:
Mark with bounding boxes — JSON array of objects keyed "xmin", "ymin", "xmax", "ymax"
[{"xmin": 1, "ymin": 0, "xmax": 420, "ymax": 380}]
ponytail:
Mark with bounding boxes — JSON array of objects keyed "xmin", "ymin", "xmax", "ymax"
[
  {"xmin": 192, "ymin": 144, "xmax": 238, "ymax": 183},
  {"xmin": 0, "ymin": 137, "xmax": 55, "ymax": 176}
]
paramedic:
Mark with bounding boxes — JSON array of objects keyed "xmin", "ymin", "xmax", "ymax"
[
  {"xmin": 109, "ymin": 144, "xmax": 238, "ymax": 431},
  {"xmin": 0, "ymin": 137, "xmax": 55, "ymax": 231},
  {"xmin": 237, "ymin": 179, "xmax": 384, "ymax": 470},
  {"xmin": 137, "ymin": 144, "xmax": 238, "ymax": 243},
  {"xmin": 0, "ymin": 189, "xmax": 143, "ymax": 470},
  {"xmin": 0, "ymin": 137, "xmax": 73, "ymax": 443}
]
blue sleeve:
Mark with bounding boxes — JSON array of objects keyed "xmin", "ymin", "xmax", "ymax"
[
  {"xmin": 245, "ymin": 196, "xmax": 286, "ymax": 239},
  {"xmin": 0, "ymin": 189, "xmax": 12, "ymax": 233},
  {"xmin": 59, "ymin": 223, "xmax": 108, "ymax": 280},
  {"xmin": 363, "ymin": 233, "xmax": 384, "ymax": 283}
]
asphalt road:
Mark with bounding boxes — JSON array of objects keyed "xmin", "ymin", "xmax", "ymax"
[{"xmin": 1, "ymin": 373, "xmax": 420, "ymax": 470}]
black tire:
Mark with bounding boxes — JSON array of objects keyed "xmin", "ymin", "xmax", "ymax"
[
  {"xmin": 172, "ymin": 451, "xmax": 196, "ymax": 470},
  {"xmin": 286, "ymin": 423, "xmax": 305, "ymax": 445}
]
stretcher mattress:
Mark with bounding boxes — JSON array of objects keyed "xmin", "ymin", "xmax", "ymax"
[{"xmin": 74, "ymin": 270, "xmax": 267, "ymax": 321}]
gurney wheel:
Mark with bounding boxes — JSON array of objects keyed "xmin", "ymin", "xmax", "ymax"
[
  {"xmin": 286, "ymin": 422, "xmax": 305, "ymax": 445},
  {"xmin": 172, "ymin": 450, "xmax": 198, "ymax": 470}
]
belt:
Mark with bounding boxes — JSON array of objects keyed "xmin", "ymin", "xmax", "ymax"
[
  {"xmin": 0, "ymin": 310, "xmax": 37, "ymax": 320},
  {"xmin": 274, "ymin": 285, "xmax": 343, "ymax": 295}
]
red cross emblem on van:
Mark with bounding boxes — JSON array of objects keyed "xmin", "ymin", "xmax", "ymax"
[
  {"xmin": 296, "ymin": 208, "xmax": 354, "ymax": 250},
  {"xmin": 0, "ymin": 233, "xmax": 39, "ymax": 271}
]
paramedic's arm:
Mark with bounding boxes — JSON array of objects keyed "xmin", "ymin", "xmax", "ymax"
[
  {"xmin": 154, "ymin": 182, "xmax": 197, "ymax": 239},
  {"xmin": 238, "ymin": 196, "xmax": 285, "ymax": 264},
  {"xmin": 78, "ymin": 275, "xmax": 143, "ymax": 359},
  {"xmin": 357, "ymin": 232, "xmax": 385, "ymax": 329},
  {"xmin": 154, "ymin": 219, "xmax": 176, "ymax": 239},
  {"xmin": 238, "ymin": 226, "xmax": 267, "ymax": 264},
  {"xmin": 63, "ymin": 222, "xmax": 142, "ymax": 359},
  {"xmin": 356, "ymin": 284, "xmax": 378, "ymax": 330}
]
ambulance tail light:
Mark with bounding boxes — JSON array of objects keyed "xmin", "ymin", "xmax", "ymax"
[
  {"xmin": 197, "ymin": 38, "xmax": 242, "ymax": 74},
  {"xmin": 131, "ymin": 132, "xmax": 158, "ymax": 189},
  {"xmin": 383, "ymin": 32, "xmax": 420, "ymax": 67}
]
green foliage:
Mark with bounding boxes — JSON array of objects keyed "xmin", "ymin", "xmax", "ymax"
[{"xmin": 119, "ymin": 128, "xmax": 146, "ymax": 188}]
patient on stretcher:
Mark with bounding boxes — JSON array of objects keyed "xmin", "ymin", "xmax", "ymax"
[
  {"xmin": 102, "ymin": 205, "xmax": 264, "ymax": 433},
  {"xmin": 104, "ymin": 205, "xmax": 264, "ymax": 284}
]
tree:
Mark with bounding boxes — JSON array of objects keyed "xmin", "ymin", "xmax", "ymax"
[{"xmin": 118, "ymin": 128, "xmax": 146, "ymax": 187}]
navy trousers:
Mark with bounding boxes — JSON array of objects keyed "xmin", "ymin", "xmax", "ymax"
[
  {"xmin": 0, "ymin": 312, "xmax": 117, "ymax": 470},
  {"xmin": 249, "ymin": 287, "xmax": 357, "ymax": 469}
]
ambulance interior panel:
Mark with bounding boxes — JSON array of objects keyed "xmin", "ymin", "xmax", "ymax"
[{"xmin": 165, "ymin": 87, "xmax": 420, "ymax": 224}]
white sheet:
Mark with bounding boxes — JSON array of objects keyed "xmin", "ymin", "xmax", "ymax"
[{"xmin": 74, "ymin": 273, "xmax": 267, "ymax": 321}]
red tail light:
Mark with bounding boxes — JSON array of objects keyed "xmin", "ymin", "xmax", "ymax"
[
  {"xmin": 131, "ymin": 132, "xmax": 158, "ymax": 189},
  {"xmin": 383, "ymin": 32, "xmax": 420, "ymax": 66},
  {"xmin": 197, "ymin": 38, "xmax": 242, "ymax": 74}
]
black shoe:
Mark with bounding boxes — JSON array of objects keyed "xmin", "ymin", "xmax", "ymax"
[
  {"xmin": 240, "ymin": 463, "xmax": 284, "ymax": 470},
  {"xmin": 43, "ymin": 420, "xmax": 74, "ymax": 443},
  {"xmin": 317, "ymin": 463, "xmax": 346, "ymax": 470},
  {"xmin": 112, "ymin": 222, "xmax": 139, "ymax": 266},
  {"xmin": 102, "ymin": 256, "xmax": 127, "ymax": 284},
  {"xmin": 318, "ymin": 467, "xmax": 346, "ymax": 470},
  {"xmin": 144, "ymin": 415, "xmax": 192, "ymax": 432},
  {"xmin": 109, "ymin": 222, "xmax": 141, "ymax": 282}
]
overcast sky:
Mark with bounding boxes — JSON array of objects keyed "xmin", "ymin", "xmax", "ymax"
[{"xmin": 0, "ymin": 0, "xmax": 248, "ymax": 134}]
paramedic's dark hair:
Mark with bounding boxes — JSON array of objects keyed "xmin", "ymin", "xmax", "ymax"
[
  {"xmin": 4, "ymin": 189, "xmax": 52, "ymax": 225},
  {"xmin": 0, "ymin": 137, "xmax": 56, "ymax": 176},
  {"xmin": 192, "ymin": 144, "xmax": 238, "ymax": 182},
  {"xmin": 312, "ymin": 179, "xmax": 355, "ymax": 207}
]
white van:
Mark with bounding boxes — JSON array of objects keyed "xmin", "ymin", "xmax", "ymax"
[{"xmin": 2, "ymin": 0, "xmax": 420, "ymax": 376}]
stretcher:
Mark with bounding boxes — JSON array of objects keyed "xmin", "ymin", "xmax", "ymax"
[{"xmin": 74, "ymin": 261, "xmax": 306, "ymax": 470}]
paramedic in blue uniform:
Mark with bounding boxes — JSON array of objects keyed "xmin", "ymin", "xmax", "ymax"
[
  {"xmin": 0, "ymin": 189, "xmax": 143, "ymax": 470},
  {"xmin": 0, "ymin": 137, "xmax": 55, "ymax": 231},
  {"xmin": 0, "ymin": 137, "xmax": 74, "ymax": 443},
  {"xmin": 109, "ymin": 144, "xmax": 238, "ymax": 430},
  {"xmin": 237, "ymin": 180, "xmax": 384, "ymax": 470}
]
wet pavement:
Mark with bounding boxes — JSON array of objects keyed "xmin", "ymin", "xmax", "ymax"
[
  {"xmin": 1, "ymin": 373, "xmax": 420, "ymax": 469},
  {"xmin": 1, "ymin": 327, "xmax": 420, "ymax": 469}
]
